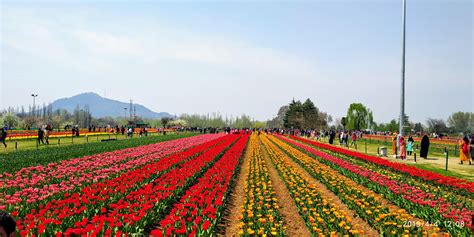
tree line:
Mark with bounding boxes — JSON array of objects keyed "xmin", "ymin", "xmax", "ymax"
[
  {"xmin": 266, "ymin": 99, "xmax": 472, "ymax": 135},
  {"xmin": 1, "ymin": 101, "xmax": 472, "ymax": 134}
]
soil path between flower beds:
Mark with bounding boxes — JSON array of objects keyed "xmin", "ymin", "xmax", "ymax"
[
  {"xmin": 260, "ymin": 138, "xmax": 312, "ymax": 237},
  {"xmin": 221, "ymin": 139, "xmax": 251, "ymax": 236},
  {"xmin": 270, "ymin": 141, "xmax": 380, "ymax": 236}
]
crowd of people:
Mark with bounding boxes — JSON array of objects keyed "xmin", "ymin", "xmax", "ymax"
[{"xmin": 259, "ymin": 128, "xmax": 474, "ymax": 166}]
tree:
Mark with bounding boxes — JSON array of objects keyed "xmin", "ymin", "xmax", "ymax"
[
  {"xmin": 426, "ymin": 118, "xmax": 448, "ymax": 134},
  {"xmin": 302, "ymin": 99, "xmax": 319, "ymax": 129},
  {"xmin": 447, "ymin": 112, "xmax": 473, "ymax": 133},
  {"xmin": 414, "ymin": 122, "xmax": 424, "ymax": 133},
  {"xmin": 253, "ymin": 121, "xmax": 266, "ymax": 129},
  {"xmin": 345, "ymin": 103, "xmax": 374, "ymax": 130},
  {"xmin": 267, "ymin": 106, "xmax": 288, "ymax": 128},
  {"xmin": 169, "ymin": 119, "xmax": 188, "ymax": 127},
  {"xmin": 1, "ymin": 112, "xmax": 21, "ymax": 128},
  {"xmin": 161, "ymin": 117, "xmax": 173, "ymax": 129},
  {"xmin": 284, "ymin": 99, "xmax": 304, "ymax": 129}
]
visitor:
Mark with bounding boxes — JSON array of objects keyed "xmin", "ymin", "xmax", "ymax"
[
  {"xmin": 0, "ymin": 211, "xmax": 16, "ymax": 237},
  {"xmin": 343, "ymin": 132, "xmax": 349, "ymax": 147},
  {"xmin": 459, "ymin": 136, "xmax": 471, "ymax": 165},
  {"xmin": 470, "ymin": 138, "xmax": 474, "ymax": 163},
  {"xmin": 44, "ymin": 126, "xmax": 50, "ymax": 145},
  {"xmin": 351, "ymin": 132, "xmax": 357, "ymax": 147},
  {"xmin": 0, "ymin": 128, "xmax": 7, "ymax": 148},
  {"xmin": 407, "ymin": 138, "xmax": 414, "ymax": 156},
  {"xmin": 420, "ymin": 134, "xmax": 430, "ymax": 159},
  {"xmin": 75, "ymin": 126, "xmax": 80, "ymax": 137},
  {"xmin": 399, "ymin": 137, "xmax": 406, "ymax": 160},
  {"xmin": 328, "ymin": 130, "xmax": 335, "ymax": 145},
  {"xmin": 392, "ymin": 134, "xmax": 397, "ymax": 157},
  {"xmin": 37, "ymin": 128, "xmax": 45, "ymax": 145}
]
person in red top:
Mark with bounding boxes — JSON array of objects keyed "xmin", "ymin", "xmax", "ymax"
[
  {"xmin": 399, "ymin": 137, "xmax": 406, "ymax": 160},
  {"xmin": 351, "ymin": 132, "xmax": 357, "ymax": 147},
  {"xmin": 459, "ymin": 136, "xmax": 471, "ymax": 165}
]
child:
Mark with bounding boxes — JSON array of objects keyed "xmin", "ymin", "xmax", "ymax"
[
  {"xmin": 399, "ymin": 137, "xmax": 406, "ymax": 160},
  {"xmin": 407, "ymin": 140, "xmax": 414, "ymax": 156}
]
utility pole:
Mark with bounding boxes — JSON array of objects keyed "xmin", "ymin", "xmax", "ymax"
[
  {"xmin": 124, "ymin": 107, "xmax": 127, "ymax": 119},
  {"xmin": 31, "ymin": 94, "xmax": 38, "ymax": 117},
  {"xmin": 399, "ymin": 0, "xmax": 407, "ymax": 149}
]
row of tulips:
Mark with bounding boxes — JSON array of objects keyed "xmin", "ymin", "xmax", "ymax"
[
  {"xmin": 15, "ymin": 134, "xmax": 238, "ymax": 236},
  {"xmin": 0, "ymin": 134, "xmax": 224, "ymax": 208},
  {"xmin": 311, "ymin": 141, "xmax": 472, "ymax": 211},
  {"xmin": 260, "ymin": 135, "xmax": 363, "ymax": 236},
  {"xmin": 60, "ymin": 134, "xmax": 241, "ymax": 236},
  {"xmin": 290, "ymin": 136, "xmax": 474, "ymax": 195},
  {"xmin": 280, "ymin": 135, "xmax": 473, "ymax": 236},
  {"xmin": 150, "ymin": 134, "xmax": 249, "ymax": 236},
  {"xmin": 238, "ymin": 134, "xmax": 284, "ymax": 236},
  {"xmin": 269, "ymin": 135, "xmax": 431, "ymax": 236}
]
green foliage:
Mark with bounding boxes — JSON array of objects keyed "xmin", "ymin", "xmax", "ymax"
[
  {"xmin": 283, "ymin": 99, "xmax": 329, "ymax": 129},
  {"xmin": 161, "ymin": 117, "xmax": 173, "ymax": 128},
  {"xmin": 180, "ymin": 113, "xmax": 263, "ymax": 128},
  {"xmin": 0, "ymin": 133, "xmax": 195, "ymax": 173},
  {"xmin": 302, "ymin": 99, "xmax": 319, "ymax": 129},
  {"xmin": 447, "ymin": 112, "xmax": 473, "ymax": 133},
  {"xmin": 414, "ymin": 122, "xmax": 424, "ymax": 133},
  {"xmin": 284, "ymin": 99, "xmax": 304, "ymax": 129},
  {"xmin": 345, "ymin": 103, "xmax": 374, "ymax": 130},
  {"xmin": 253, "ymin": 121, "xmax": 267, "ymax": 129}
]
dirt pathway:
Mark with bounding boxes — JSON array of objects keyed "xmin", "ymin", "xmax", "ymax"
[
  {"xmin": 260, "ymin": 138, "xmax": 312, "ymax": 237},
  {"xmin": 221, "ymin": 142, "xmax": 250, "ymax": 236}
]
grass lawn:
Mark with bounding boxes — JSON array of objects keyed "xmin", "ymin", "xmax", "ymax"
[
  {"xmin": 309, "ymin": 136, "xmax": 474, "ymax": 181},
  {"xmin": 0, "ymin": 132, "xmax": 169, "ymax": 154}
]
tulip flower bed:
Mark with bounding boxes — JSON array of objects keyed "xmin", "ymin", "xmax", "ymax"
[
  {"xmin": 307, "ymin": 142, "xmax": 473, "ymax": 204},
  {"xmin": 238, "ymin": 134, "xmax": 284, "ymax": 236},
  {"xmin": 3, "ymin": 131, "xmax": 473, "ymax": 236},
  {"xmin": 0, "ymin": 133, "xmax": 198, "ymax": 174},
  {"xmin": 151, "ymin": 134, "xmax": 249, "ymax": 236},
  {"xmin": 15, "ymin": 134, "xmax": 238, "ymax": 235},
  {"xmin": 260, "ymin": 135, "xmax": 361, "ymax": 236},
  {"xmin": 0, "ymin": 134, "xmax": 223, "ymax": 209},
  {"xmin": 280, "ymin": 135, "xmax": 473, "ymax": 236},
  {"xmin": 290, "ymin": 136, "xmax": 474, "ymax": 195},
  {"xmin": 268, "ymin": 135, "xmax": 429, "ymax": 236}
]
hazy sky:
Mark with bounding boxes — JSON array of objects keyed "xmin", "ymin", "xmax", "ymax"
[{"xmin": 1, "ymin": 0, "xmax": 472, "ymax": 123}]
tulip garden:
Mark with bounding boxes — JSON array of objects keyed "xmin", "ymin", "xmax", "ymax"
[{"xmin": 0, "ymin": 132, "xmax": 472, "ymax": 236}]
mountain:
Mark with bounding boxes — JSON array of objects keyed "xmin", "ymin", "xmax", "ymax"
[{"xmin": 50, "ymin": 92, "xmax": 173, "ymax": 119}]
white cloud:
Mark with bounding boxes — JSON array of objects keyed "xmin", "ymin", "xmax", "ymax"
[{"xmin": 1, "ymin": 6, "xmax": 318, "ymax": 79}]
